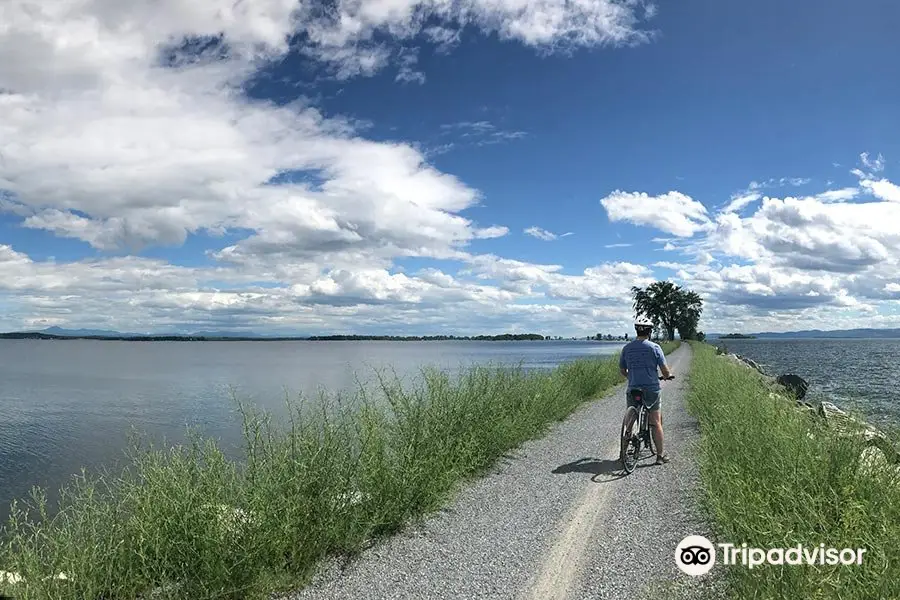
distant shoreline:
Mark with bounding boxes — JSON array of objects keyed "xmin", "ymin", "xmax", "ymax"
[{"xmin": 0, "ymin": 332, "xmax": 618, "ymax": 342}]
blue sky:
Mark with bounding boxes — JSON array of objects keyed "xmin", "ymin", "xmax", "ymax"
[{"xmin": 1, "ymin": 0, "xmax": 899, "ymax": 335}]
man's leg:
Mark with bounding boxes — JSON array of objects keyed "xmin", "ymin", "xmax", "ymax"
[
  {"xmin": 622, "ymin": 407, "xmax": 637, "ymax": 435},
  {"xmin": 648, "ymin": 409, "xmax": 667, "ymax": 462}
]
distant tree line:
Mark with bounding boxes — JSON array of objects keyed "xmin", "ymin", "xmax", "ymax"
[
  {"xmin": 307, "ymin": 333, "xmax": 547, "ymax": 341},
  {"xmin": 593, "ymin": 333, "xmax": 630, "ymax": 341},
  {"xmin": 0, "ymin": 332, "xmax": 552, "ymax": 342}
]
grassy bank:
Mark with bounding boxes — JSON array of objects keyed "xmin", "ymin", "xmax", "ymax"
[
  {"xmin": 1, "ymin": 342, "xmax": 679, "ymax": 599},
  {"xmin": 686, "ymin": 341, "xmax": 900, "ymax": 599}
]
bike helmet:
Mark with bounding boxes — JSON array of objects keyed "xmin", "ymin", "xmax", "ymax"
[{"xmin": 634, "ymin": 317, "xmax": 654, "ymax": 328}]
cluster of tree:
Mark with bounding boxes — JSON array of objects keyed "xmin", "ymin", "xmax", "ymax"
[
  {"xmin": 593, "ymin": 333, "xmax": 630, "ymax": 341},
  {"xmin": 719, "ymin": 333, "xmax": 756, "ymax": 339},
  {"xmin": 631, "ymin": 281, "xmax": 705, "ymax": 341},
  {"xmin": 307, "ymin": 334, "xmax": 546, "ymax": 341},
  {"xmin": 0, "ymin": 332, "xmax": 552, "ymax": 342},
  {"xmin": 0, "ymin": 332, "xmax": 302, "ymax": 341}
]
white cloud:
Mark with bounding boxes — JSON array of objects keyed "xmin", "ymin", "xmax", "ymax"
[
  {"xmin": 860, "ymin": 152, "xmax": 885, "ymax": 173},
  {"xmin": 395, "ymin": 47, "xmax": 426, "ymax": 84},
  {"xmin": 861, "ymin": 178, "xmax": 900, "ymax": 202},
  {"xmin": 722, "ymin": 192, "xmax": 762, "ymax": 213},
  {"xmin": 816, "ymin": 187, "xmax": 859, "ymax": 202},
  {"xmin": 722, "ymin": 177, "xmax": 811, "ymax": 213},
  {"xmin": 423, "ymin": 26, "xmax": 461, "ymax": 52},
  {"xmin": 0, "ymin": 0, "xmax": 642, "ymax": 259},
  {"xmin": 600, "ymin": 190, "xmax": 712, "ymax": 237},
  {"xmin": 708, "ymin": 196, "xmax": 900, "ymax": 273},
  {"xmin": 0, "ymin": 0, "xmax": 664, "ymax": 336},
  {"xmin": 747, "ymin": 177, "xmax": 810, "ymax": 190},
  {"xmin": 300, "ymin": 0, "xmax": 654, "ymax": 76},
  {"xmin": 524, "ymin": 226, "xmax": 572, "ymax": 241},
  {"xmin": 474, "ymin": 225, "xmax": 511, "ymax": 239},
  {"xmin": 2, "ymin": 2, "xmax": 899, "ymax": 336},
  {"xmin": 440, "ymin": 120, "xmax": 528, "ymax": 147}
]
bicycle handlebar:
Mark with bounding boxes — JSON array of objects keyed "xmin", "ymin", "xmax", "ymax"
[{"xmin": 659, "ymin": 375, "xmax": 675, "ymax": 381}]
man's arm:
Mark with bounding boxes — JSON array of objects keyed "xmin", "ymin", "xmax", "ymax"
[
  {"xmin": 656, "ymin": 345, "xmax": 673, "ymax": 379},
  {"xmin": 619, "ymin": 351, "xmax": 628, "ymax": 377}
]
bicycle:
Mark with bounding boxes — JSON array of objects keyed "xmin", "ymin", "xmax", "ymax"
[{"xmin": 620, "ymin": 375, "xmax": 675, "ymax": 474}]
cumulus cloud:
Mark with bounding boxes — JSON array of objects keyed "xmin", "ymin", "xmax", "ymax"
[
  {"xmin": 861, "ymin": 178, "xmax": 900, "ymax": 203},
  {"xmin": 600, "ymin": 190, "xmax": 712, "ymax": 237},
  {"xmin": 816, "ymin": 188, "xmax": 860, "ymax": 202},
  {"xmin": 0, "ymin": 243, "xmax": 660, "ymax": 335},
  {"xmin": 0, "ymin": 0, "xmax": 665, "ymax": 335},
  {"xmin": 603, "ymin": 155, "xmax": 900, "ymax": 332},
  {"xmin": 721, "ymin": 177, "xmax": 811, "ymax": 213},
  {"xmin": 0, "ymin": 0, "xmax": 647, "ymax": 255},
  {"xmin": 3, "ymin": 1, "xmax": 899, "ymax": 336}
]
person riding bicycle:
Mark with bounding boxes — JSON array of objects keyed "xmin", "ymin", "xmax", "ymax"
[{"xmin": 619, "ymin": 317, "xmax": 674, "ymax": 465}]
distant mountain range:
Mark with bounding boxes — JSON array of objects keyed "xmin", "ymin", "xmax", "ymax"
[{"xmin": 710, "ymin": 328, "xmax": 900, "ymax": 339}]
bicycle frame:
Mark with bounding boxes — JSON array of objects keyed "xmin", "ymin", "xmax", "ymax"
[
  {"xmin": 628, "ymin": 391, "xmax": 653, "ymax": 450},
  {"xmin": 620, "ymin": 376, "xmax": 671, "ymax": 473}
]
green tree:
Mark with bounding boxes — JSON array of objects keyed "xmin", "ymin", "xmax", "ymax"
[
  {"xmin": 674, "ymin": 289, "xmax": 704, "ymax": 340},
  {"xmin": 631, "ymin": 281, "xmax": 704, "ymax": 341}
]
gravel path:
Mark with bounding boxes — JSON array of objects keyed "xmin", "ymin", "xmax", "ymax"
[{"xmin": 285, "ymin": 344, "xmax": 723, "ymax": 600}]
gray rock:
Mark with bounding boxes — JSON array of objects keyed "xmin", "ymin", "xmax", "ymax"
[
  {"xmin": 818, "ymin": 402, "xmax": 898, "ymax": 463},
  {"xmin": 776, "ymin": 374, "xmax": 809, "ymax": 401}
]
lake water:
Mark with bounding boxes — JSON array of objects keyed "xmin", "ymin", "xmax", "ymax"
[
  {"xmin": 0, "ymin": 339, "xmax": 624, "ymax": 516},
  {"xmin": 4, "ymin": 338, "xmax": 893, "ymax": 520},
  {"xmin": 713, "ymin": 338, "xmax": 898, "ymax": 428}
]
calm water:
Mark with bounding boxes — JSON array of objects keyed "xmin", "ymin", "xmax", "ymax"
[
  {"xmin": 715, "ymin": 338, "xmax": 897, "ymax": 427},
  {"xmin": 0, "ymin": 339, "xmax": 623, "ymax": 515}
]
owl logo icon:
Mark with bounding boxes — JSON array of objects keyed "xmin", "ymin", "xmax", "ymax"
[{"xmin": 675, "ymin": 535, "xmax": 716, "ymax": 576}]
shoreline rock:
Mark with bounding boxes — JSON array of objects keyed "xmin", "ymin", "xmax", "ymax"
[{"xmin": 717, "ymin": 350, "xmax": 900, "ymax": 469}]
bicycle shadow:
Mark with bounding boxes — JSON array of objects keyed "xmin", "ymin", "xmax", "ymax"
[{"xmin": 552, "ymin": 457, "xmax": 626, "ymax": 482}]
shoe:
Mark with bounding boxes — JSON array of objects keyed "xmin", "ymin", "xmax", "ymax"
[{"xmin": 655, "ymin": 454, "xmax": 670, "ymax": 465}]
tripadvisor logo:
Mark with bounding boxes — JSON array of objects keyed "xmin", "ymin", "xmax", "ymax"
[
  {"xmin": 675, "ymin": 535, "xmax": 716, "ymax": 576},
  {"xmin": 675, "ymin": 536, "xmax": 868, "ymax": 576}
]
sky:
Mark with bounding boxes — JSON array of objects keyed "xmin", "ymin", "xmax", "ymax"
[{"xmin": 1, "ymin": 0, "xmax": 899, "ymax": 336}]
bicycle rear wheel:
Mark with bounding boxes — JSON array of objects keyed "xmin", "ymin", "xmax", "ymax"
[
  {"xmin": 646, "ymin": 428, "xmax": 656, "ymax": 457},
  {"xmin": 621, "ymin": 406, "xmax": 640, "ymax": 474}
]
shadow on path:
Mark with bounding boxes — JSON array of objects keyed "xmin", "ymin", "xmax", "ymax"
[{"xmin": 552, "ymin": 457, "xmax": 626, "ymax": 482}]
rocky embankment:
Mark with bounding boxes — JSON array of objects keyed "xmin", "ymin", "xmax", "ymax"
[{"xmin": 717, "ymin": 347, "xmax": 899, "ymax": 475}]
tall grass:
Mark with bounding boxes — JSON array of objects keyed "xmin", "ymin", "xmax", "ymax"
[
  {"xmin": 686, "ymin": 341, "xmax": 900, "ymax": 599},
  {"xmin": 0, "ymin": 342, "xmax": 680, "ymax": 600}
]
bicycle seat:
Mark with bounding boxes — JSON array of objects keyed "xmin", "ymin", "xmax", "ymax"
[{"xmin": 627, "ymin": 388, "xmax": 645, "ymax": 402}]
